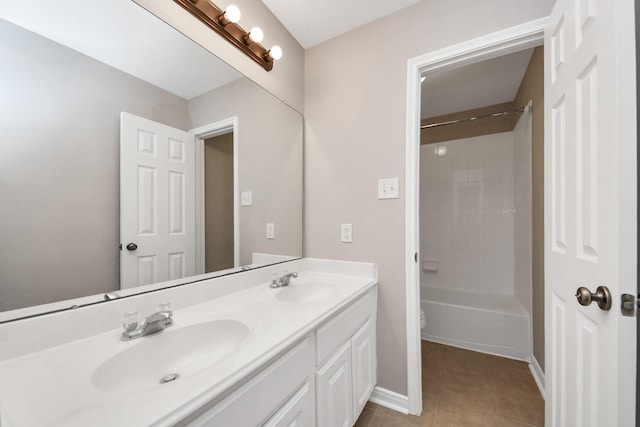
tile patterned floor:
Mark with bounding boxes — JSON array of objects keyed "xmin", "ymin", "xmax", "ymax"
[{"xmin": 355, "ymin": 341, "xmax": 544, "ymax": 426}]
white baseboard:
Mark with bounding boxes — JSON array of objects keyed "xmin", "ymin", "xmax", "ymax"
[
  {"xmin": 529, "ymin": 355, "xmax": 545, "ymax": 399},
  {"xmin": 369, "ymin": 386, "xmax": 409, "ymax": 414}
]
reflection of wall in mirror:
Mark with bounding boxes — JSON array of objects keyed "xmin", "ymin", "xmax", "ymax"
[
  {"xmin": 188, "ymin": 78, "xmax": 303, "ymax": 266},
  {"xmin": 0, "ymin": 19, "xmax": 302, "ymax": 312},
  {"xmin": 0, "ymin": 19, "xmax": 188, "ymax": 311}
]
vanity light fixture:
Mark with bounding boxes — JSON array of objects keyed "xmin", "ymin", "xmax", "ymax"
[
  {"xmin": 245, "ymin": 27, "xmax": 264, "ymax": 44},
  {"xmin": 267, "ymin": 45, "xmax": 283, "ymax": 61},
  {"xmin": 174, "ymin": 0, "xmax": 282, "ymax": 71},
  {"xmin": 218, "ymin": 4, "xmax": 241, "ymax": 25}
]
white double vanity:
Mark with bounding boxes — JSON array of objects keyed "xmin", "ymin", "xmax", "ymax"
[{"xmin": 0, "ymin": 259, "xmax": 378, "ymax": 426}]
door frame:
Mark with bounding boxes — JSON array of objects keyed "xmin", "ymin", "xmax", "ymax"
[
  {"xmin": 404, "ymin": 18, "xmax": 548, "ymax": 415},
  {"xmin": 190, "ymin": 117, "xmax": 240, "ymax": 273}
]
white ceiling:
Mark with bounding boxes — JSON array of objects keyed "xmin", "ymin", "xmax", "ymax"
[
  {"xmin": 0, "ymin": 0, "xmax": 241, "ymax": 100},
  {"xmin": 261, "ymin": 0, "xmax": 422, "ymax": 48},
  {"xmin": 258, "ymin": 0, "xmax": 534, "ymax": 118},
  {"xmin": 420, "ymin": 49, "xmax": 535, "ymax": 119}
]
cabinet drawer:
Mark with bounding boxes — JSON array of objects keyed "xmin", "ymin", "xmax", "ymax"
[
  {"xmin": 263, "ymin": 382, "xmax": 314, "ymax": 427},
  {"xmin": 185, "ymin": 338, "xmax": 310, "ymax": 427},
  {"xmin": 316, "ymin": 290, "xmax": 373, "ymax": 366}
]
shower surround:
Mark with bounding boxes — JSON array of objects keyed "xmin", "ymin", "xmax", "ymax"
[{"xmin": 420, "ymin": 111, "xmax": 532, "ymax": 359}]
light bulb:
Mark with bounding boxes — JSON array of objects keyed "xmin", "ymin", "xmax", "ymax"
[
  {"xmin": 248, "ymin": 27, "xmax": 264, "ymax": 43},
  {"xmin": 269, "ymin": 45, "xmax": 283, "ymax": 61},
  {"xmin": 224, "ymin": 5, "xmax": 241, "ymax": 23}
]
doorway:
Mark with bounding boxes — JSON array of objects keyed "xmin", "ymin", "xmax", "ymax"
[
  {"xmin": 203, "ymin": 132, "xmax": 235, "ymax": 272},
  {"xmin": 120, "ymin": 115, "xmax": 239, "ymax": 287},
  {"xmin": 406, "ymin": 4, "xmax": 638, "ymax": 423},
  {"xmin": 404, "ymin": 19, "xmax": 547, "ymax": 415},
  {"xmin": 192, "ymin": 117, "xmax": 240, "ymax": 274}
]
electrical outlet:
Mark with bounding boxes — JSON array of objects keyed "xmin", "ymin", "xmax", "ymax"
[
  {"xmin": 266, "ymin": 223, "xmax": 275, "ymax": 239},
  {"xmin": 341, "ymin": 223, "xmax": 352, "ymax": 243},
  {"xmin": 241, "ymin": 191, "xmax": 252, "ymax": 206},
  {"xmin": 378, "ymin": 178, "xmax": 399, "ymax": 199}
]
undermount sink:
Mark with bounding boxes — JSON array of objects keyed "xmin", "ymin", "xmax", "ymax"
[
  {"xmin": 91, "ymin": 319, "xmax": 249, "ymax": 393},
  {"xmin": 275, "ymin": 281, "xmax": 337, "ymax": 303}
]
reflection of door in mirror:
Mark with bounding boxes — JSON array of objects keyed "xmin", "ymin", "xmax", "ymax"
[
  {"xmin": 120, "ymin": 113, "xmax": 196, "ymax": 289},
  {"xmin": 204, "ymin": 133, "xmax": 234, "ymax": 273}
]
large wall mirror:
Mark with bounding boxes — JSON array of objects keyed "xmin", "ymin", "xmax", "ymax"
[{"xmin": 0, "ymin": 0, "xmax": 303, "ymax": 320}]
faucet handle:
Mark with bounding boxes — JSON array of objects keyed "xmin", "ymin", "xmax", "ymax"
[
  {"xmin": 122, "ymin": 311, "xmax": 139, "ymax": 332},
  {"xmin": 158, "ymin": 302, "xmax": 172, "ymax": 312},
  {"xmin": 271, "ymin": 273, "xmax": 279, "ymax": 285}
]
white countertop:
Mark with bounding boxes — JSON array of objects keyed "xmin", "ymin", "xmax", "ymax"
[{"xmin": 0, "ymin": 260, "xmax": 377, "ymax": 426}]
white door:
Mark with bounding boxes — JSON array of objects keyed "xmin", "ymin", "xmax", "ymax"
[
  {"xmin": 545, "ymin": 0, "xmax": 636, "ymax": 425},
  {"xmin": 120, "ymin": 112, "xmax": 195, "ymax": 289}
]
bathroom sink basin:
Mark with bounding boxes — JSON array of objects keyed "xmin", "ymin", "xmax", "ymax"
[
  {"xmin": 275, "ymin": 282, "xmax": 337, "ymax": 303},
  {"xmin": 91, "ymin": 319, "xmax": 249, "ymax": 393}
]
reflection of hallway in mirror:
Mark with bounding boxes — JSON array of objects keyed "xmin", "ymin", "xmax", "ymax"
[{"xmin": 204, "ymin": 132, "xmax": 235, "ymax": 272}]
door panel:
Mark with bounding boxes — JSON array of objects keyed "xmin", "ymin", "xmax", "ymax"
[
  {"xmin": 351, "ymin": 319, "xmax": 375, "ymax": 420},
  {"xmin": 316, "ymin": 342, "xmax": 353, "ymax": 427},
  {"xmin": 121, "ymin": 112, "xmax": 195, "ymax": 289},
  {"xmin": 545, "ymin": 0, "xmax": 637, "ymax": 425}
]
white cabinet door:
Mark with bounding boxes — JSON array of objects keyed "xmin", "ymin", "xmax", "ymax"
[
  {"xmin": 316, "ymin": 342, "xmax": 353, "ymax": 427},
  {"xmin": 263, "ymin": 383, "xmax": 314, "ymax": 427},
  {"xmin": 351, "ymin": 319, "xmax": 375, "ymax": 420}
]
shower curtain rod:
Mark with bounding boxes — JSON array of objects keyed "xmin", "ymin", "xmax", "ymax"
[{"xmin": 420, "ymin": 106, "xmax": 526, "ymax": 129}]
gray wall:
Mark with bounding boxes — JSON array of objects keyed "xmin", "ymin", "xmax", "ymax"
[
  {"xmin": 0, "ymin": 20, "xmax": 189, "ymax": 311},
  {"xmin": 188, "ymin": 78, "xmax": 304, "ymax": 265},
  {"xmin": 304, "ymin": 0, "xmax": 554, "ymax": 396}
]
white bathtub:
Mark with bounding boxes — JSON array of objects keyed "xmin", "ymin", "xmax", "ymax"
[{"xmin": 421, "ymin": 286, "xmax": 531, "ymax": 360}]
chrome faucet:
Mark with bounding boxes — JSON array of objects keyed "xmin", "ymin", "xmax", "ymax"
[
  {"xmin": 270, "ymin": 271, "xmax": 298, "ymax": 288},
  {"xmin": 121, "ymin": 303, "xmax": 173, "ymax": 341}
]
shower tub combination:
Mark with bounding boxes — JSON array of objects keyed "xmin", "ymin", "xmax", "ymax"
[
  {"xmin": 419, "ymin": 107, "xmax": 534, "ymax": 362},
  {"xmin": 421, "ymin": 286, "xmax": 531, "ymax": 360}
]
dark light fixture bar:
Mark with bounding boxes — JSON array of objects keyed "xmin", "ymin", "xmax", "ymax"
[{"xmin": 174, "ymin": 0, "xmax": 277, "ymax": 71}]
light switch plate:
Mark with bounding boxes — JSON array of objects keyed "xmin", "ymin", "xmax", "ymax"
[
  {"xmin": 341, "ymin": 223, "xmax": 352, "ymax": 243},
  {"xmin": 241, "ymin": 191, "xmax": 252, "ymax": 206},
  {"xmin": 378, "ymin": 178, "xmax": 399, "ymax": 199},
  {"xmin": 266, "ymin": 223, "xmax": 275, "ymax": 239}
]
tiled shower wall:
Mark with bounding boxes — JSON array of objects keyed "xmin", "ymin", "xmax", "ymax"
[{"xmin": 420, "ymin": 121, "xmax": 531, "ymax": 306}]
